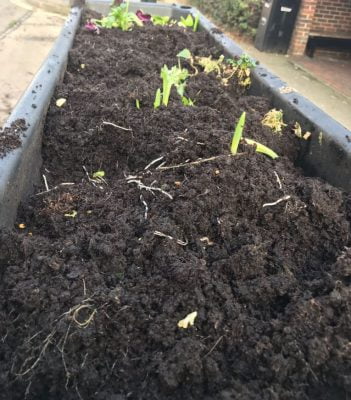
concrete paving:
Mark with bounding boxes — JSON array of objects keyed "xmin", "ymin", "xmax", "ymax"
[{"xmin": 0, "ymin": 0, "xmax": 65, "ymax": 125}]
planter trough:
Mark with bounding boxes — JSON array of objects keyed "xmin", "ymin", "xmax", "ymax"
[{"xmin": 0, "ymin": 2, "xmax": 351, "ymax": 399}]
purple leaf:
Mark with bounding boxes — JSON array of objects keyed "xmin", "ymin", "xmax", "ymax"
[
  {"xmin": 85, "ymin": 19, "xmax": 100, "ymax": 34},
  {"xmin": 136, "ymin": 10, "xmax": 151, "ymax": 22}
]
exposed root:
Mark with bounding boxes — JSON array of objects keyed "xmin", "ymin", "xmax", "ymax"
[
  {"xmin": 127, "ymin": 178, "xmax": 173, "ymax": 200},
  {"xmin": 263, "ymin": 195, "xmax": 291, "ymax": 208},
  {"xmin": 16, "ymin": 330, "xmax": 57, "ymax": 377},
  {"xmin": 102, "ymin": 121, "xmax": 132, "ymax": 131},
  {"xmin": 144, "ymin": 156, "xmax": 164, "ymax": 170},
  {"xmin": 72, "ymin": 304, "xmax": 97, "ymax": 329},
  {"xmin": 154, "ymin": 230, "xmax": 188, "ymax": 246},
  {"xmin": 157, "ymin": 154, "xmax": 242, "ymax": 171},
  {"xmin": 140, "ymin": 195, "xmax": 149, "ymax": 219}
]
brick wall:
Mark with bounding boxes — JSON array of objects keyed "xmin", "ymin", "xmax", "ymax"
[
  {"xmin": 289, "ymin": 0, "xmax": 318, "ymax": 56},
  {"xmin": 289, "ymin": 0, "xmax": 351, "ymax": 56},
  {"xmin": 312, "ymin": 0, "xmax": 351, "ymax": 34}
]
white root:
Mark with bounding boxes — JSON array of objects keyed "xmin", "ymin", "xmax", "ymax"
[
  {"xmin": 154, "ymin": 231, "xmax": 188, "ymax": 246},
  {"xmin": 140, "ymin": 195, "xmax": 148, "ymax": 220},
  {"xmin": 42, "ymin": 174, "xmax": 49, "ymax": 192},
  {"xmin": 273, "ymin": 170, "xmax": 282, "ymax": 190},
  {"xmin": 102, "ymin": 121, "xmax": 132, "ymax": 131},
  {"xmin": 36, "ymin": 182, "xmax": 75, "ymax": 196},
  {"xmin": 144, "ymin": 156, "xmax": 164, "ymax": 170},
  {"xmin": 263, "ymin": 195, "xmax": 291, "ymax": 208},
  {"xmin": 127, "ymin": 179, "xmax": 173, "ymax": 200}
]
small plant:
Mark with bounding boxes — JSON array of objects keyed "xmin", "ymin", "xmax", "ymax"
[
  {"xmin": 154, "ymin": 65, "xmax": 189, "ymax": 107},
  {"xmin": 181, "ymin": 96, "xmax": 195, "ymax": 106},
  {"xmin": 85, "ymin": 19, "xmax": 100, "ymax": 34},
  {"xmin": 135, "ymin": 99, "xmax": 141, "ymax": 109},
  {"xmin": 226, "ymin": 54, "xmax": 256, "ymax": 86},
  {"xmin": 135, "ymin": 10, "xmax": 151, "ymax": 22},
  {"xmin": 230, "ymin": 111, "xmax": 279, "ymax": 159},
  {"xmin": 151, "ymin": 15, "xmax": 171, "ymax": 26},
  {"xmin": 244, "ymin": 139, "xmax": 279, "ymax": 159},
  {"xmin": 95, "ymin": 2, "xmax": 143, "ymax": 31},
  {"xmin": 178, "ymin": 14, "xmax": 200, "ymax": 32},
  {"xmin": 262, "ymin": 109, "xmax": 287, "ymax": 134},
  {"xmin": 176, "ymin": 49, "xmax": 255, "ymax": 86},
  {"xmin": 230, "ymin": 111, "xmax": 246, "ymax": 154},
  {"xmin": 154, "ymin": 88, "xmax": 162, "ymax": 109}
]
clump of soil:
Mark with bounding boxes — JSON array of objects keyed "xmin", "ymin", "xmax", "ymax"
[
  {"xmin": 0, "ymin": 118, "xmax": 26, "ymax": 158},
  {"xmin": 0, "ymin": 17, "xmax": 350, "ymax": 400}
]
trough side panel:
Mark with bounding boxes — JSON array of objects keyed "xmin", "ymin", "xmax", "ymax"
[{"xmin": 0, "ymin": 8, "xmax": 82, "ymax": 229}]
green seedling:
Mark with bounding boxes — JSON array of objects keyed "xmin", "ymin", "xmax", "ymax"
[
  {"xmin": 154, "ymin": 88, "xmax": 162, "ymax": 109},
  {"xmin": 230, "ymin": 111, "xmax": 279, "ymax": 159},
  {"xmin": 151, "ymin": 15, "xmax": 171, "ymax": 26},
  {"xmin": 92, "ymin": 170, "xmax": 105, "ymax": 178},
  {"xmin": 178, "ymin": 13, "xmax": 199, "ymax": 31},
  {"xmin": 177, "ymin": 48, "xmax": 192, "ymax": 60},
  {"xmin": 95, "ymin": 1, "xmax": 142, "ymax": 31},
  {"xmin": 193, "ymin": 14, "xmax": 200, "ymax": 32},
  {"xmin": 226, "ymin": 54, "xmax": 256, "ymax": 86},
  {"xmin": 230, "ymin": 112, "xmax": 246, "ymax": 154},
  {"xmin": 262, "ymin": 109, "xmax": 286, "ymax": 134},
  {"xmin": 244, "ymin": 139, "xmax": 279, "ymax": 159},
  {"xmin": 181, "ymin": 96, "xmax": 195, "ymax": 106},
  {"xmin": 136, "ymin": 99, "xmax": 141, "ymax": 109},
  {"xmin": 160, "ymin": 65, "xmax": 189, "ymax": 106},
  {"xmin": 178, "ymin": 14, "xmax": 194, "ymax": 28}
]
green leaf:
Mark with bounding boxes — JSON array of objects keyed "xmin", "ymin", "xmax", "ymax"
[
  {"xmin": 92, "ymin": 170, "xmax": 105, "ymax": 178},
  {"xmin": 230, "ymin": 112, "xmax": 246, "ymax": 155},
  {"xmin": 154, "ymin": 88, "xmax": 162, "ymax": 109},
  {"xmin": 244, "ymin": 138, "xmax": 279, "ymax": 159},
  {"xmin": 177, "ymin": 48, "xmax": 192, "ymax": 59},
  {"xmin": 193, "ymin": 14, "xmax": 200, "ymax": 32},
  {"xmin": 178, "ymin": 14, "xmax": 194, "ymax": 28},
  {"xmin": 151, "ymin": 15, "xmax": 170, "ymax": 26},
  {"xmin": 181, "ymin": 96, "xmax": 195, "ymax": 106}
]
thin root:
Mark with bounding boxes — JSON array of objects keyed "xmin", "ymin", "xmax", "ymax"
[
  {"xmin": 154, "ymin": 230, "xmax": 188, "ymax": 246},
  {"xmin": 102, "ymin": 121, "xmax": 132, "ymax": 131},
  {"xmin": 263, "ymin": 195, "xmax": 291, "ymax": 208}
]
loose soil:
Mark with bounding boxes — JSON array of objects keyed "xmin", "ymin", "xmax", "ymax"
[
  {"xmin": 0, "ymin": 118, "xmax": 26, "ymax": 158},
  {"xmin": 0, "ymin": 16, "xmax": 351, "ymax": 400}
]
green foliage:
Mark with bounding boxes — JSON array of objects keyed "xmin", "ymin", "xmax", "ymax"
[
  {"xmin": 244, "ymin": 139, "xmax": 279, "ymax": 159},
  {"xmin": 136, "ymin": 99, "xmax": 141, "ymax": 109},
  {"xmin": 189, "ymin": 0, "xmax": 263, "ymax": 37},
  {"xmin": 95, "ymin": 2, "xmax": 143, "ymax": 31},
  {"xmin": 154, "ymin": 88, "xmax": 162, "ymax": 109},
  {"xmin": 227, "ymin": 54, "xmax": 256, "ymax": 70},
  {"xmin": 178, "ymin": 14, "xmax": 195, "ymax": 28},
  {"xmin": 177, "ymin": 49, "xmax": 192, "ymax": 60},
  {"xmin": 181, "ymin": 96, "xmax": 195, "ymax": 106},
  {"xmin": 160, "ymin": 65, "xmax": 189, "ymax": 106},
  {"xmin": 230, "ymin": 111, "xmax": 246, "ymax": 154},
  {"xmin": 151, "ymin": 15, "xmax": 171, "ymax": 26},
  {"xmin": 178, "ymin": 13, "xmax": 200, "ymax": 31},
  {"xmin": 230, "ymin": 111, "xmax": 279, "ymax": 159}
]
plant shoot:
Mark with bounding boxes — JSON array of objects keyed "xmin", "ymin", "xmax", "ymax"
[{"xmin": 230, "ymin": 112, "xmax": 246, "ymax": 154}]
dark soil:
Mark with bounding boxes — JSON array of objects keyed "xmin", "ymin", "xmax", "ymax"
[
  {"xmin": 0, "ymin": 119, "xmax": 26, "ymax": 158},
  {"xmin": 0, "ymin": 18, "xmax": 351, "ymax": 400}
]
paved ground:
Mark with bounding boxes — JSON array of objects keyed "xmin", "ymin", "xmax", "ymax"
[
  {"xmin": 0, "ymin": 0, "xmax": 350, "ymax": 131},
  {"xmin": 0, "ymin": 0, "xmax": 64, "ymax": 124}
]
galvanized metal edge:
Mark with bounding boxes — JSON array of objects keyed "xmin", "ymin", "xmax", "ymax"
[{"xmin": 0, "ymin": 7, "xmax": 82, "ymax": 228}]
